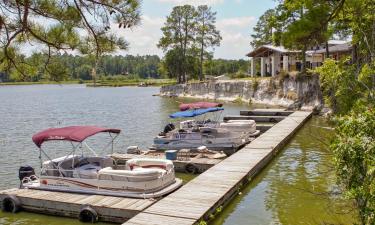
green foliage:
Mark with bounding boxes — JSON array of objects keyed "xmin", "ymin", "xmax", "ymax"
[
  {"xmin": 204, "ymin": 59, "xmax": 249, "ymax": 76},
  {"xmin": 1, "ymin": 53, "xmax": 162, "ymax": 82},
  {"xmin": 196, "ymin": 5, "xmax": 222, "ymax": 80},
  {"xmin": 158, "ymin": 4, "xmax": 221, "ymax": 83},
  {"xmin": 257, "ymin": 1, "xmax": 375, "ymax": 223},
  {"xmin": 314, "ymin": 58, "xmax": 374, "ymax": 114},
  {"xmin": 158, "ymin": 5, "xmax": 197, "ymax": 83},
  {"xmin": 251, "ymin": 9, "xmax": 281, "ymax": 48},
  {"xmin": 198, "ymin": 220, "xmax": 207, "ymax": 225},
  {"xmin": 332, "ymin": 108, "xmax": 375, "ymax": 224},
  {"xmin": 0, "ymin": 0, "xmax": 141, "ymax": 81}
]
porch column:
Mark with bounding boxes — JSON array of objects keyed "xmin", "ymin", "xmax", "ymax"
[
  {"xmin": 250, "ymin": 57, "xmax": 256, "ymax": 77},
  {"xmin": 260, "ymin": 57, "xmax": 265, "ymax": 77},
  {"xmin": 283, "ymin": 55, "xmax": 289, "ymax": 72},
  {"xmin": 271, "ymin": 55, "xmax": 276, "ymax": 77}
]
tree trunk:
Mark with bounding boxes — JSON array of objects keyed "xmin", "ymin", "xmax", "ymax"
[
  {"xmin": 325, "ymin": 41, "xmax": 330, "ymax": 59},
  {"xmin": 352, "ymin": 43, "xmax": 358, "ymax": 65},
  {"xmin": 200, "ymin": 42, "xmax": 204, "ymax": 81},
  {"xmin": 92, "ymin": 59, "xmax": 98, "ymax": 87}
]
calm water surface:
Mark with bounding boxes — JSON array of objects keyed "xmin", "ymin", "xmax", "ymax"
[{"xmin": 0, "ymin": 85, "xmax": 357, "ymax": 224}]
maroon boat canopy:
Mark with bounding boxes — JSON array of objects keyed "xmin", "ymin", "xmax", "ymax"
[
  {"xmin": 179, "ymin": 102, "xmax": 223, "ymax": 111},
  {"xmin": 32, "ymin": 126, "xmax": 121, "ymax": 148}
]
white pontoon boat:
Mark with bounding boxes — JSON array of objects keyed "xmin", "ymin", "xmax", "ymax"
[
  {"xmin": 178, "ymin": 102, "xmax": 259, "ymax": 135},
  {"xmin": 152, "ymin": 107, "xmax": 256, "ymax": 155},
  {"xmin": 20, "ymin": 126, "xmax": 182, "ymax": 198}
]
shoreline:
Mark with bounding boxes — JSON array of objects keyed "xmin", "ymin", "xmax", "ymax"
[{"xmin": 0, "ymin": 79, "xmax": 176, "ymax": 87}]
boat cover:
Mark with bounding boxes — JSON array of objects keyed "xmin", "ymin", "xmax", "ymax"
[
  {"xmin": 169, "ymin": 107, "xmax": 224, "ymax": 118},
  {"xmin": 179, "ymin": 102, "xmax": 223, "ymax": 111},
  {"xmin": 32, "ymin": 126, "xmax": 121, "ymax": 148}
]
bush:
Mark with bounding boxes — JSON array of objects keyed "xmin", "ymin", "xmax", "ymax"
[{"xmin": 331, "ymin": 108, "xmax": 375, "ymax": 224}]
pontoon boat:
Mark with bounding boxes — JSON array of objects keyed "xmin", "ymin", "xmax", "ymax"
[
  {"xmin": 152, "ymin": 107, "xmax": 257, "ymax": 155},
  {"xmin": 178, "ymin": 102, "xmax": 259, "ymax": 135},
  {"xmin": 20, "ymin": 126, "xmax": 182, "ymax": 198}
]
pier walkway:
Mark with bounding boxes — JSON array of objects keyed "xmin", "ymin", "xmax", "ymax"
[{"xmin": 124, "ymin": 110, "xmax": 312, "ymax": 225}]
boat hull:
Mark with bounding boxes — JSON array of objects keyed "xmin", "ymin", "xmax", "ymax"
[
  {"xmin": 152, "ymin": 138, "xmax": 249, "ymax": 155},
  {"xmin": 22, "ymin": 176, "xmax": 183, "ymax": 198}
]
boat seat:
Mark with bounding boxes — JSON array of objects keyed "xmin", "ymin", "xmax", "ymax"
[
  {"xmin": 98, "ymin": 167, "xmax": 165, "ymax": 182},
  {"xmin": 200, "ymin": 127, "xmax": 218, "ymax": 134},
  {"xmin": 74, "ymin": 163, "xmax": 101, "ymax": 179},
  {"xmin": 76, "ymin": 156, "xmax": 114, "ymax": 169}
]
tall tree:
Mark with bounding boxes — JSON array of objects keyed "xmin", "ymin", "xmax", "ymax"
[
  {"xmin": 158, "ymin": 5, "xmax": 197, "ymax": 83},
  {"xmin": 195, "ymin": 5, "xmax": 221, "ymax": 80},
  {"xmin": 0, "ymin": 0, "xmax": 141, "ymax": 81},
  {"xmin": 251, "ymin": 9, "xmax": 281, "ymax": 48},
  {"xmin": 279, "ymin": 0, "xmax": 345, "ymax": 73}
]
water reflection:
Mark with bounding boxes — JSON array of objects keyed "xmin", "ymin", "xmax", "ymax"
[
  {"xmin": 0, "ymin": 85, "xmax": 254, "ymax": 224},
  {"xmin": 212, "ymin": 117, "xmax": 358, "ymax": 225}
]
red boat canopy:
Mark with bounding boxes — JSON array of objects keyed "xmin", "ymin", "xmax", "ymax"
[
  {"xmin": 32, "ymin": 126, "xmax": 121, "ymax": 148},
  {"xmin": 179, "ymin": 102, "xmax": 223, "ymax": 111}
]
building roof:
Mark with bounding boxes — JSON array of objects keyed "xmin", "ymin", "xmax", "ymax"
[
  {"xmin": 247, "ymin": 40, "xmax": 350, "ymax": 57},
  {"xmin": 328, "ymin": 40, "xmax": 348, "ymax": 45},
  {"xmin": 246, "ymin": 44, "xmax": 299, "ymax": 57},
  {"xmin": 314, "ymin": 43, "xmax": 352, "ymax": 54}
]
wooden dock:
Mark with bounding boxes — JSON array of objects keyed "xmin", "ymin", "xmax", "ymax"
[
  {"xmin": 124, "ymin": 110, "xmax": 312, "ymax": 225},
  {"xmin": 0, "ymin": 188, "xmax": 155, "ymax": 223},
  {"xmin": 0, "ymin": 109, "xmax": 311, "ymax": 224}
]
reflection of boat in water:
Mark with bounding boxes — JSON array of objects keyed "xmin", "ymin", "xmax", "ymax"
[
  {"xmin": 152, "ymin": 105, "xmax": 259, "ymax": 155},
  {"xmin": 20, "ymin": 126, "xmax": 182, "ymax": 198}
]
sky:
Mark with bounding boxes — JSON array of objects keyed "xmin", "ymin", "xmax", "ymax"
[{"xmin": 115, "ymin": 0, "xmax": 276, "ymax": 60}]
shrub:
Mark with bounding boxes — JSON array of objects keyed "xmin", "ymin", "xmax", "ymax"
[{"xmin": 331, "ymin": 108, "xmax": 375, "ymax": 224}]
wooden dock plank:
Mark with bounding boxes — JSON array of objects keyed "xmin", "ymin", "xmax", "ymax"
[
  {"xmin": 0, "ymin": 188, "xmax": 155, "ymax": 223},
  {"xmin": 124, "ymin": 213, "xmax": 196, "ymax": 225},
  {"xmin": 240, "ymin": 109, "xmax": 293, "ymax": 116},
  {"xmin": 223, "ymin": 115, "xmax": 286, "ymax": 122},
  {"xmin": 124, "ymin": 111, "xmax": 312, "ymax": 225}
]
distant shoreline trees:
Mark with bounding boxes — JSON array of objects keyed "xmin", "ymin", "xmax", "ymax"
[{"xmin": 0, "ymin": 53, "xmax": 248, "ymax": 82}]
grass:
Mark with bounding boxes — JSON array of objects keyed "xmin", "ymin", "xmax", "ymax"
[{"xmin": 86, "ymin": 78, "xmax": 176, "ymax": 87}]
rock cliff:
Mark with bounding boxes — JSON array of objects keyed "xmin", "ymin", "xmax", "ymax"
[{"xmin": 160, "ymin": 75, "xmax": 323, "ymax": 111}]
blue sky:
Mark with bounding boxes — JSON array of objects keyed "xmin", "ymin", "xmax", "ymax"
[{"xmin": 117, "ymin": 0, "xmax": 276, "ymax": 59}]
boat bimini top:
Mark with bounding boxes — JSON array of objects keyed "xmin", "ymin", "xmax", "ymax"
[
  {"xmin": 179, "ymin": 102, "xmax": 223, "ymax": 111},
  {"xmin": 32, "ymin": 126, "xmax": 121, "ymax": 167},
  {"xmin": 169, "ymin": 107, "xmax": 224, "ymax": 118},
  {"xmin": 32, "ymin": 126, "xmax": 121, "ymax": 148}
]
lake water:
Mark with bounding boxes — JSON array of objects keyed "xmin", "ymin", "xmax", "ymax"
[{"xmin": 0, "ymin": 85, "xmax": 357, "ymax": 224}]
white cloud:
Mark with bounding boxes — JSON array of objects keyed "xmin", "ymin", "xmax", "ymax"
[
  {"xmin": 214, "ymin": 31, "xmax": 250, "ymax": 59},
  {"xmin": 156, "ymin": 0, "xmax": 224, "ymax": 6},
  {"xmin": 110, "ymin": 15, "xmax": 255, "ymax": 59},
  {"xmin": 214, "ymin": 16, "xmax": 256, "ymax": 59},
  {"xmin": 111, "ymin": 15, "xmax": 165, "ymax": 56},
  {"xmin": 217, "ymin": 16, "xmax": 256, "ymax": 29}
]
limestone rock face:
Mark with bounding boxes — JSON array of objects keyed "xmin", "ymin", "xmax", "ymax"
[{"xmin": 160, "ymin": 75, "xmax": 323, "ymax": 111}]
